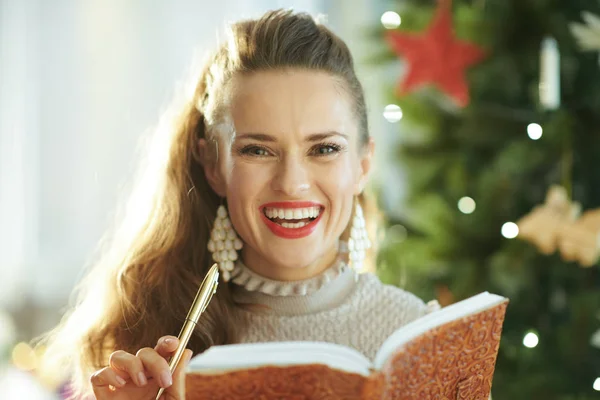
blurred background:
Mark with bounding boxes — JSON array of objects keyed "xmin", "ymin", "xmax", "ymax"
[
  {"xmin": 0, "ymin": 0, "xmax": 399, "ymax": 397},
  {"xmin": 2, "ymin": 0, "xmax": 600, "ymax": 399}
]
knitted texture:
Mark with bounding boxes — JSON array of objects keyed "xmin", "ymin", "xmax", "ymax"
[{"xmin": 235, "ymin": 272, "xmax": 427, "ymax": 361}]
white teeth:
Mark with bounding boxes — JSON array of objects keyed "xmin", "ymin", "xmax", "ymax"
[
  {"xmin": 263, "ymin": 206, "xmax": 322, "ymax": 221},
  {"xmin": 280, "ymin": 221, "xmax": 309, "ymax": 228}
]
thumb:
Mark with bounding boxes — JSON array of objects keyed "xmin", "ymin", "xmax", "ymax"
[{"xmin": 165, "ymin": 349, "xmax": 193, "ymax": 400}]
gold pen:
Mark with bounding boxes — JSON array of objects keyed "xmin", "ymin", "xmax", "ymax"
[{"xmin": 155, "ymin": 264, "xmax": 219, "ymax": 400}]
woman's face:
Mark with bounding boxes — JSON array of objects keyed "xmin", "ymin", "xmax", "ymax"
[{"xmin": 203, "ymin": 69, "xmax": 373, "ymax": 280}]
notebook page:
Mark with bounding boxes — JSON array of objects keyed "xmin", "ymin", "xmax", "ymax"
[{"xmin": 188, "ymin": 341, "xmax": 372, "ymax": 376}]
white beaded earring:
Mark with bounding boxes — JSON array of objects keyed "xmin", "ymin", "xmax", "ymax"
[
  {"xmin": 348, "ymin": 202, "xmax": 371, "ymax": 272},
  {"xmin": 207, "ymin": 205, "xmax": 243, "ymax": 282}
]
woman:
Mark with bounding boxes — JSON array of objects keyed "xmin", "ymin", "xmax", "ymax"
[{"xmin": 38, "ymin": 9, "xmax": 434, "ymax": 400}]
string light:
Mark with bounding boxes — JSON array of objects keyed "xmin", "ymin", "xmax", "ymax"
[
  {"xmin": 523, "ymin": 332, "xmax": 539, "ymax": 348},
  {"xmin": 12, "ymin": 342, "xmax": 37, "ymax": 371},
  {"xmin": 593, "ymin": 378, "xmax": 600, "ymax": 391},
  {"xmin": 381, "ymin": 11, "xmax": 401, "ymax": 29},
  {"xmin": 458, "ymin": 197, "xmax": 476, "ymax": 214},
  {"xmin": 527, "ymin": 123, "xmax": 543, "ymax": 140},
  {"xmin": 383, "ymin": 104, "xmax": 403, "ymax": 122},
  {"xmin": 501, "ymin": 222, "xmax": 519, "ymax": 239}
]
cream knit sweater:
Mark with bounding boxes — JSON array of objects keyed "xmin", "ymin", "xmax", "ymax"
[{"xmin": 229, "ymin": 259, "xmax": 435, "ymax": 361}]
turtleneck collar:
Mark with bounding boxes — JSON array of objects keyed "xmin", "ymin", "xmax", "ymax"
[{"xmin": 229, "ymin": 255, "xmax": 358, "ymax": 316}]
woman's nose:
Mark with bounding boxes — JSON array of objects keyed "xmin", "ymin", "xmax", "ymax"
[{"xmin": 271, "ymin": 157, "xmax": 310, "ymax": 197}]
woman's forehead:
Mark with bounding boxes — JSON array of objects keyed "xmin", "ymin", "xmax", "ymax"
[{"xmin": 227, "ymin": 70, "xmax": 357, "ymax": 139}]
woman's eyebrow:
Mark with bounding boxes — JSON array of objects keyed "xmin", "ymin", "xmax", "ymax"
[
  {"xmin": 235, "ymin": 131, "xmax": 348, "ymax": 142},
  {"xmin": 305, "ymin": 131, "xmax": 348, "ymax": 142},
  {"xmin": 235, "ymin": 133, "xmax": 276, "ymax": 142}
]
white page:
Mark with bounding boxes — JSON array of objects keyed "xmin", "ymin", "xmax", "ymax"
[
  {"xmin": 373, "ymin": 292, "xmax": 507, "ymax": 369},
  {"xmin": 187, "ymin": 341, "xmax": 372, "ymax": 376}
]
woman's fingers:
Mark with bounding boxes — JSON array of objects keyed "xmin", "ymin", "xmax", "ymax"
[
  {"xmin": 154, "ymin": 335, "xmax": 179, "ymax": 358},
  {"xmin": 91, "ymin": 369, "xmax": 158, "ymax": 400},
  {"xmin": 90, "ymin": 366, "xmax": 127, "ymax": 395},
  {"xmin": 109, "ymin": 350, "xmax": 148, "ymax": 387},
  {"xmin": 90, "ymin": 343, "xmax": 190, "ymax": 400},
  {"xmin": 90, "ymin": 367, "xmax": 127, "ymax": 388},
  {"xmin": 136, "ymin": 347, "xmax": 173, "ymax": 388}
]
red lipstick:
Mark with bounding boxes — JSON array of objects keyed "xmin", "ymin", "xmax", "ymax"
[{"xmin": 260, "ymin": 201, "xmax": 323, "ymax": 239}]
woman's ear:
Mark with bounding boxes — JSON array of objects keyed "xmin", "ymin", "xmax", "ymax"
[
  {"xmin": 355, "ymin": 137, "xmax": 375, "ymax": 195},
  {"xmin": 198, "ymin": 138, "xmax": 227, "ymax": 197}
]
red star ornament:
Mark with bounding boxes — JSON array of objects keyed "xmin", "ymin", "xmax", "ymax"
[{"xmin": 385, "ymin": 0, "xmax": 486, "ymax": 107}]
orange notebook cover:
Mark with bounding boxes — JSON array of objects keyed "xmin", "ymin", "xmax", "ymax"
[{"xmin": 185, "ymin": 292, "xmax": 508, "ymax": 400}]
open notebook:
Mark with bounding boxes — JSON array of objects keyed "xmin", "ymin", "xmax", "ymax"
[{"xmin": 185, "ymin": 292, "xmax": 508, "ymax": 399}]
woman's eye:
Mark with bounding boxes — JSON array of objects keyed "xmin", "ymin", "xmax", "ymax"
[
  {"xmin": 312, "ymin": 143, "xmax": 342, "ymax": 156},
  {"xmin": 240, "ymin": 146, "xmax": 270, "ymax": 157}
]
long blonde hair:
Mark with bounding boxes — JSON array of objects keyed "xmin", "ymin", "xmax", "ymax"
[{"xmin": 36, "ymin": 8, "xmax": 377, "ymax": 398}]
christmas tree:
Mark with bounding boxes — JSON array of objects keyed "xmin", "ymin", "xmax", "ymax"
[{"xmin": 375, "ymin": 0, "xmax": 600, "ymax": 398}]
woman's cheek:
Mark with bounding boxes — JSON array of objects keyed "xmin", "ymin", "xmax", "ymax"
[
  {"xmin": 314, "ymin": 160, "xmax": 357, "ymax": 192},
  {"xmin": 227, "ymin": 163, "xmax": 271, "ymax": 200}
]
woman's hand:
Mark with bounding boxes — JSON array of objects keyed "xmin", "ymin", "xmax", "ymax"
[{"xmin": 90, "ymin": 335, "xmax": 193, "ymax": 400}]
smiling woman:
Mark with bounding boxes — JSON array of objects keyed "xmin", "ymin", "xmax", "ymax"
[
  {"xmin": 206, "ymin": 70, "xmax": 371, "ymax": 280},
  {"xmin": 35, "ymin": 9, "xmax": 434, "ymax": 400}
]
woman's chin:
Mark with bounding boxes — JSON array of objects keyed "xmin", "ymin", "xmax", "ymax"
[
  {"xmin": 261, "ymin": 251, "xmax": 336, "ymax": 279},
  {"xmin": 270, "ymin": 256, "xmax": 317, "ymax": 271}
]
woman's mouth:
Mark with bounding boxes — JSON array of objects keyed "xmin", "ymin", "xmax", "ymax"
[
  {"xmin": 264, "ymin": 206, "xmax": 321, "ymax": 227},
  {"xmin": 260, "ymin": 203, "xmax": 323, "ymax": 239}
]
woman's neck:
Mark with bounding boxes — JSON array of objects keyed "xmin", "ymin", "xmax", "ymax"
[
  {"xmin": 239, "ymin": 243, "xmax": 340, "ymax": 281},
  {"xmin": 229, "ymin": 256, "xmax": 355, "ymax": 315}
]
